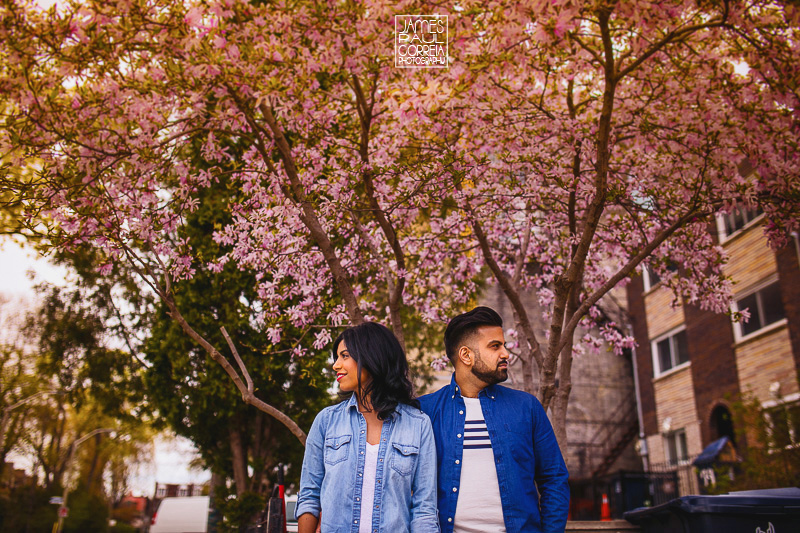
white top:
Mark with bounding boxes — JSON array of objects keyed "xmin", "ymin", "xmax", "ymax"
[
  {"xmin": 359, "ymin": 442, "xmax": 380, "ymax": 533},
  {"xmin": 454, "ymin": 397, "xmax": 506, "ymax": 533}
]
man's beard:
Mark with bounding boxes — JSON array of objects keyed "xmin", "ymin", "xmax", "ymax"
[{"xmin": 470, "ymin": 349, "xmax": 508, "ymax": 385}]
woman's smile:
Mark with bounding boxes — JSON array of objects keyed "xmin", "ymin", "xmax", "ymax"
[{"xmin": 332, "ymin": 340, "xmax": 370, "ymax": 392}]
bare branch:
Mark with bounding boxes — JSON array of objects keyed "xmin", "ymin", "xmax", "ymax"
[{"xmin": 221, "ymin": 326, "xmax": 253, "ymax": 394}]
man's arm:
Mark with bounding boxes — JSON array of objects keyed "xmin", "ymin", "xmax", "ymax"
[{"xmin": 531, "ymin": 399, "xmax": 570, "ymax": 533}]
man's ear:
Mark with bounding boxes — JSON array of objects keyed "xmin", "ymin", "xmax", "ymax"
[{"xmin": 457, "ymin": 345, "xmax": 472, "ymax": 367}]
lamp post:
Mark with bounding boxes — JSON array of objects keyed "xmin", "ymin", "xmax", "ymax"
[{"xmin": 53, "ymin": 428, "xmax": 117, "ymax": 533}]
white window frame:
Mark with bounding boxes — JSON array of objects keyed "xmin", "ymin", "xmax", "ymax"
[
  {"xmin": 664, "ymin": 429, "xmax": 689, "ymax": 466},
  {"xmin": 643, "ymin": 262, "xmax": 680, "ymax": 293},
  {"xmin": 762, "ymin": 394, "xmax": 800, "ymax": 451},
  {"xmin": 643, "ymin": 265, "xmax": 661, "ymax": 292},
  {"xmin": 715, "ymin": 208, "xmax": 764, "ymax": 243},
  {"xmin": 651, "ymin": 326, "xmax": 690, "ymax": 377},
  {"xmin": 731, "ymin": 275, "xmax": 787, "ymax": 342}
]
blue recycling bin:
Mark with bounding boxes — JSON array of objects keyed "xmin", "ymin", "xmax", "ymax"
[{"xmin": 623, "ymin": 488, "xmax": 800, "ymax": 533}]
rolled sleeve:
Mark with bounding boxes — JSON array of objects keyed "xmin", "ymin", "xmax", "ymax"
[
  {"xmin": 409, "ymin": 415, "xmax": 440, "ymax": 532},
  {"xmin": 295, "ymin": 412, "xmax": 326, "ymax": 519}
]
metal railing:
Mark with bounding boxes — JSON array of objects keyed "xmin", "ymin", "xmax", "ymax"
[{"xmin": 647, "ymin": 457, "xmax": 701, "ymax": 498}]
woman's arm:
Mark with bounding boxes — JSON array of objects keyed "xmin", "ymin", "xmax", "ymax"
[
  {"xmin": 295, "ymin": 412, "xmax": 326, "ymax": 530},
  {"xmin": 409, "ymin": 416, "xmax": 441, "ymax": 532},
  {"xmin": 297, "ymin": 512, "xmax": 320, "ymax": 533}
]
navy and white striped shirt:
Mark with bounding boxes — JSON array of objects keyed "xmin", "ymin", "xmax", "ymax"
[{"xmin": 454, "ymin": 397, "xmax": 505, "ymax": 532}]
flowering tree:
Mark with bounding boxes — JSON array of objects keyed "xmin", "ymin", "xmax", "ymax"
[
  {"xmin": 2, "ymin": 0, "xmax": 799, "ymax": 455},
  {"xmin": 0, "ymin": 0, "xmax": 482, "ymax": 445},
  {"xmin": 408, "ymin": 0, "xmax": 800, "ymax": 447}
]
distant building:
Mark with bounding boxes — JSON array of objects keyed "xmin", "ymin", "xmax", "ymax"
[
  {"xmin": 153, "ymin": 481, "xmax": 207, "ymax": 498},
  {"xmin": 0, "ymin": 461, "xmax": 31, "ymax": 492},
  {"xmin": 627, "ymin": 211, "xmax": 800, "ymax": 494}
]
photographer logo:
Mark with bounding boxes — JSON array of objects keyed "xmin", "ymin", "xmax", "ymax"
[{"xmin": 395, "ymin": 15, "xmax": 448, "ymax": 68}]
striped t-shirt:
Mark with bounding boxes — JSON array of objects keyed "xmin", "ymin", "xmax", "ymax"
[{"xmin": 454, "ymin": 397, "xmax": 506, "ymax": 533}]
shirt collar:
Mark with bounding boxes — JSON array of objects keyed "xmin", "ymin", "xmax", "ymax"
[
  {"xmin": 345, "ymin": 392, "xmax": 400, "ymax": 419},
  {"xmin": 345, "ymin": 393, "xmax": 359, "ymax": 409},
  {"xmin": 449, "ymin": 372, "xmax": 497, "ymax": 399}
]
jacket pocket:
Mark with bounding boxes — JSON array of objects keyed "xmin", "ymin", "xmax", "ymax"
[
  {"xmin": 324, "ymin": 434, "xmax": 352, "ymax": 466},
  {"xmin": 390, "ymin": 442, "xmax": 419, "ymax": 476}
]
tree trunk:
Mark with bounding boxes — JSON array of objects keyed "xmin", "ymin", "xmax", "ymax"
[
  {"xmin": 517, "ymin": 345, "xmax": 536, "ymax": 395},
  {"xmin": 229, "ymin": 425, "xmax": 249, "ymax": 498}
]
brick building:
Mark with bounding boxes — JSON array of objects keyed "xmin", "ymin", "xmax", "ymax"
[{"xmin": 627, "ymin": 210, "xmax": 800, "ymax": 494}]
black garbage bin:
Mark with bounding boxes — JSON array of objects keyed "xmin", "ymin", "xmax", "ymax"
[{"xmin": 623, "ymin": 488, "xmax": 800, "ymax": 533}]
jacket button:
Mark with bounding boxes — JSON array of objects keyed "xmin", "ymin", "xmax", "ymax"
[
  {"xmin": 457, "ymin": 434, "xmax": 461, "ymax": 438},
  {"xmin": 452, "ymin": 487, "xmax": 457, "ymax": 492},
  {"xmin": 455, "ymin": 460, "xmax": 460, "ymax": 464},
  {"xmin": 448, "ymin": 518, "xmax": 453, "ymax": 522},
  {"xmin": 459, "ymin": 410, "xmax": 463, "ymax": 415}
]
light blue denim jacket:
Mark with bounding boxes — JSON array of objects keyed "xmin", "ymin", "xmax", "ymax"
[{"xmin": 296, "ymin": 394, "xmax": 440, "ymax": 532}]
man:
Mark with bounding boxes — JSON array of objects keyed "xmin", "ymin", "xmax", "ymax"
[{"xmin": 419, "ymin": 306, "xmax": 570, "ymax": 533}]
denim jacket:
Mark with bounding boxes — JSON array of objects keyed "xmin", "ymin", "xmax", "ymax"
[
  {"xmin": 296, "ymin": 394, "xmax": 440, "ymax": 533},
  {"xmin": 419, "ymin": 374, "xmax": 569, "ymax": 533}
]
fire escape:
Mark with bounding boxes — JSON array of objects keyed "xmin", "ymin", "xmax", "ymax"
[{"xmin": 589, "ymin": 400, "xmax": 640, "ymax": 479}]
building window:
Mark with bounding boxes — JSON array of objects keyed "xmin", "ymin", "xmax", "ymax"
[
  {"xmin": 765, "ymin": 400, "xmax": 800, "ymax": 450},
  {"xmin": 156, "ymin": 487, "xmax": 166, "ymax": 497},
  {"xmin": 718, "ymin": 207, "xmax": 763, "ymax": 240},
  {"xmin": 665, "ymin": 429, "xmax": 689, "ymax": 466},
  {"xmin": 733, "ymin": 280, "xmax": 785, "ymax": 339},
  {"xmin": 643, "ymin": 266, "xmax": 660, "ymax": 291},
  {"xmin": 651, "ymin": 328, "xmax": 690, "ymax": 376},
  {"xmin": 643, "ymin": 263, "xmax": 678, "ymax": 292}
]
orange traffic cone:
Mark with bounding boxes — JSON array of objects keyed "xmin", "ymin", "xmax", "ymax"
[{"xmin": 600, "ymin": 493, "xmax": 611, "ymax": 521}]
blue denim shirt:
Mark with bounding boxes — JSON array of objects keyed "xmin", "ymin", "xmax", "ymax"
[
  {"xmin": 296, "ymin": 394, "xmax": 440, "ymax": 533},
  {"xmin": 419, "ymin": 375, "xmax": 569, "ymax": 533}
]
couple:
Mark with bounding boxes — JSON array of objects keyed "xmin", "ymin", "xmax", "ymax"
[{"xmin": 296, "ymin": 306, "xmax": 570, "ymax": 533}]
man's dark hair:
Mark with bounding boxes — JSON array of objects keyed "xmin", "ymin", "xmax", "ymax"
[
  {"xmin": 444, "ymin": 306, "xmax": 504, "ymax": 361},
  {"xmin": 332, "ymin": 322, "xmax": 419, "ymax": 420}
]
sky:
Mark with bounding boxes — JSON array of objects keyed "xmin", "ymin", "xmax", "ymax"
[{"xmin": 0, "ymin": 236, "xmax": 209, "ymax": 497}]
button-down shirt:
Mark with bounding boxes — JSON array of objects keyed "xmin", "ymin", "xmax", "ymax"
[
  {"xmin": 296, "ymin": 394, "xmax": 440, "ymax": 533},
  {"xmin": 419, "ymin": 375, "xmax": 569, "ymax": 533}
]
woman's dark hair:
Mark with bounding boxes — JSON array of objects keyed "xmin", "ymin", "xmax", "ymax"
[
  {"xmin": 332, "ymin": 322, "xmax": 419, "ymax": 420},
  {"xmin": 444, "ymin": 306, "xmax": 504, "ymax": 361}
]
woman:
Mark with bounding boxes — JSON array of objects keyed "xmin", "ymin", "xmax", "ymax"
[{"xmin": 296, "ymin": 322, "xmax": 440, "ymax": 533}]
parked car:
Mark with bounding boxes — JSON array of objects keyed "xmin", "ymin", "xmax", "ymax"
[{"xmin": 149, "ymin": 496, "xmax": 210, "ymax": 533}]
